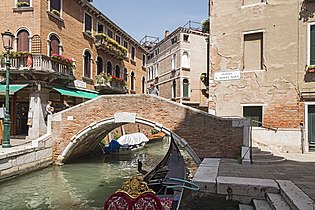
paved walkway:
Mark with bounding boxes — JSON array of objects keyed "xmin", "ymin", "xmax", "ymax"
[{"xmin": 218, "ymin": 152, "xmax": 315, "ymax": 202}]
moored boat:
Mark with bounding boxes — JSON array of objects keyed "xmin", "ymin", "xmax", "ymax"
[
  {"xmin": 100, "ymin": 132, "xmax": 149, "ymax": 154},
  {"xmin": 140, "ymin": 135, "xmax": 190, "ymax": 209}
]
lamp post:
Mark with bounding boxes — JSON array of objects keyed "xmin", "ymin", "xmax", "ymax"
[{"xmin": 1, "ymin": 30, "xmax": 14, "ymax": 148}]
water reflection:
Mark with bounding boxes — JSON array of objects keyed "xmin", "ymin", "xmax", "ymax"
[{"xmin": 0, "ymin": 139, "xmax": 170, "ymax": 209}]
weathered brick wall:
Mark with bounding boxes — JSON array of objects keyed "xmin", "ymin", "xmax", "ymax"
[{"xmin": 51, "ymin": 95, "xmax": 245, "ymax": 162}]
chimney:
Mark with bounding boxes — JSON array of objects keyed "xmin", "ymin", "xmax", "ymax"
[{"xmin": 164, "ymin": 30, "xmax": 169, "ymax": 38}]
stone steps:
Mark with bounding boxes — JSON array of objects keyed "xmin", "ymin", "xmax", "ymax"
[
  {"xmin": 252, "ymin": 199, "xmax": 272, "ymax": 210},
  {"xmin": 266, "ymin": 193, "xmax": 292, "ymax": 210},
  {"xmin": 251, "ymin": 146, "xmax": 286, "ymax": 164}
]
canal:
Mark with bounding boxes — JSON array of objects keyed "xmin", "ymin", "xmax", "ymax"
[{"xmin": 0, "ymin": 139, "xmax": 180, "ymax": 210}]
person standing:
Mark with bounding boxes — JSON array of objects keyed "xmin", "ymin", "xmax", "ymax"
[
  {"xmin": 63, "ymin": 100, "xmax": 70, "ymax": 109},
  {"xmin": 45, "ymin": 100, "xmax": 54, "ymax": 121},
  {"xmin": 148, "ymin": 83, "xmax": 159, "ymax": 96}
]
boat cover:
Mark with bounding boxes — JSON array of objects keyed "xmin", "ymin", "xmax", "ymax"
[{"xmin": 117, "ymin": 133, "xmax": 149, "ymax": 146}]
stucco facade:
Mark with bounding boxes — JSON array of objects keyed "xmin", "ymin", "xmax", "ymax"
[
  {"xmin": 146, "ymin": 26, "xmax": 208, "ymax": 110},
  {"xmin": 209, "ymin": 0, "xmax": 315, "ymax": 152}
]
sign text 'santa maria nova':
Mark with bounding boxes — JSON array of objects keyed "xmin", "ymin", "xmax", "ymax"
[{"xmin": 214, "ymin": 71, "xmax": 241, "ymax": 81}]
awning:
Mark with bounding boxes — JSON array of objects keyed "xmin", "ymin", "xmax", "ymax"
[
  {"xmin": 0, "ymin": 84, "xmax": 28, "ymax": 95},
  {"xmin": 52, "ymin": 86, "xmax": 99, "ymax": 99}
]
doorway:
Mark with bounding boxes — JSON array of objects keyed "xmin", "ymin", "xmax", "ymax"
[{"xmin": 308, "ymin": 105, "xmax": 315, "ymax": 151}]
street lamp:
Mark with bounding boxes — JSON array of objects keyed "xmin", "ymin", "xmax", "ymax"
[{"xmin": 1, "ymin": 30, "xmax": 14, "ymax": 148}]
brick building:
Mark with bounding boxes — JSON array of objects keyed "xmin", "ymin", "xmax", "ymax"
[
  {"xmin": 144, "ymin": 22, "xmax": 208, "ymax": 110},
  {"xmin": 209, "ymin": 0, "xmax": 315, "ymax": 152},
  {"xmin": 0, "ymin": 0, "xmax": 147, "ymax": 140}
]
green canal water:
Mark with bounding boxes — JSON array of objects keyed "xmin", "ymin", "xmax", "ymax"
[{"xmin": 0, "ymin": 140, "xmax": 173, "ymax": 210}]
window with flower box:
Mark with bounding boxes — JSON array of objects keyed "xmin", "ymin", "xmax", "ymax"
[
  {"xmin": 17, "ymin": 0, "xmax": 30, "ymax": 7},
  {"xmin": 84, "ymin": 13, "xmax": 92, "ymax": 35},
  {"xmin": 50, "ymin": 0, "xmax": 61, "ymax": 16}
]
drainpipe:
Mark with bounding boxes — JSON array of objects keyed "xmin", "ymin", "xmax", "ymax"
[{"xmin": 300, "ymin": 122, "xmax": 305, "ymax": 154}]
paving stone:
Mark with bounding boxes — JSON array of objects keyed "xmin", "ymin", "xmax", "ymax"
[{"xmin": 239, "ymin": 204, "xmax": 254, "ymax": 210}]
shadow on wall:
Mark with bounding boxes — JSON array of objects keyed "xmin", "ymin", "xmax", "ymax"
[{"xmin": 299, "ymin": 1, "xmax": 315, "ymax": 22}]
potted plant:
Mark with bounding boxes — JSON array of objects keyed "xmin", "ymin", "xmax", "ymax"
[
  {"xmin": 307, "ymin": 65, "xmax": 315, "ymax": 73},
  {"xmin": 51, "ymin": 9, "xmax": 60, "ymax": 16},
  {"xmin": 16, "ymin": 1, "xmax": 30, "ymax": 7}
]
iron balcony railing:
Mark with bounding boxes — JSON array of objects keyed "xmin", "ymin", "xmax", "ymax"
[{"xmin": 0, "ymin": 54, "xmax": 74, "ymax": 77}]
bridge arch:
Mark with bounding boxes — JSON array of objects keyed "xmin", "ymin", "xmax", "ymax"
[
  {"xmin": 51, "ymin": 95, "xmax": 250, "ymax": 165},
  {"xmin": 56, "ymin": 113, "xmax": 201, "ymax": 164}
]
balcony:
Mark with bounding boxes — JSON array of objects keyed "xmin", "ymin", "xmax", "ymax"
[
  {"xmin": 95, "ymin": 33, "xmax": 128, "ymax": 59},
  {"xmin": 94, "ymin": 73, "xmax": 128, "ymax": 94},
  {"xmin": 0, "ymin": 53, "xmax": 75, "ymax": 83}
]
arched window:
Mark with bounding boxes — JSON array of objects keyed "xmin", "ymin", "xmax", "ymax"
[
  {"xmin": 96, "ymin": 56, "xmax": 103, "ymax": 75},
  {"xmin": 17, "ymin": 30, "xmax": 30, "ymax": 52},
  {"xmin": 106, "ymin": 61, "xmax": 112, "ymax": 75},
  {"xmin": 183, "ymin": 79, "xmax": 190, "ymax": 98},
  {"xmin": 141, "ymin": 76, "xmax": 145, "ymax": 94},
  {"xmin": 123, "ymin": 68, "xmax": 128, "ymax": 81},
  {"xmin": 130, "ymin": 71, "xmax": 135, "ymax": 91},
  {"xmin": 115, "ymin": 65, "xmax": 120, "ymax": 78},
  {"xmin": 182, "ymin": 51, "xmax": 190, "ymax": 68},
  {"xmin": 83, "ymin": 50, "xmax": 91, "ymax": 78},
  {"xmin": 172, "ymin": 54, "xmax": 176, "ymax": 70},
  {"xmin": 49, "ymin": 35, "xmax": 60, "ymax": 56}
]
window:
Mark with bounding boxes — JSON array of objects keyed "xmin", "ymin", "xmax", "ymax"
[
  {"xmin": 155, "ymin": 49, "xmax": 159, "ymax": 55},
  {"xmin": 171, "ymin": 37, "xmax": 177, "ymax": 45},
  {"xmin": 310, "ymin": 24, "xmax": 315, "ymax": 65},
  {"xmin": 17, "ymin": 30, "xmax": 30, "ymax": 52},
  {"xmin": 183, "ymin": 34, "xmax": 189, "ymax": 42},
  {"xmin": 115, "ymin": 65, "xmax": 120, "ymax": 78},
  {"xmin": 243, "ymin": 32, "xmax": 263, "ymax": 70},
  {"xmin": 97, "ymin": 23, "xmax": 104, "ymax": 33},
  {"xmin": 106, "ymin": 61, "xmax": 112, "ymax": 75},
  {"xmin": 142, "ymin": 54, "xmax": 146, "ymax": 67},
  {"xmin": 141, "ymin": 77, "xmax": 146, "ymax": 94},
  {"xmin": 242, "ymin": 0, "xmax": 266, "ymax": 6},
  {"xmin": 243, "ymin": 106, "xmax": 262, "ymax": 127},
  {"xmin": 107, "ymin": 29, "xmax": 113, "ymax": 38},
  {"xmin": 155, "ymin": 63, "xmax": 159, "ymax": 77},
  {"xmin": 84, "ymin": 13, "xmax": 92, "ymax": 34},
  {"xmin": 50, "ymin": 0, "xmax": 61, "ymax": 13},
  {"xmin": 131, "ymin": 46, "xmax": 136, "ymax": 61},
  {"xmin": 172, "ymin": 80, "xmax": 176, "ymax": 99},
  {"xmin": 183, "ymin": 79, "xmax": 190, "ymax": 98},
  {"xmin": 172, "ymin": 54, "xmax": 177, "ymax": 70},
  {"xmin": 49, "ymin": 34, "xmax": 60, "ymax": 56},
  {"xmin": 130, "ymin": 71, "xmax": 135, "ymax": 91},
  {"xmin": 115, "ymin": 35, "xmax": 121, "ymax": 45},
  {"xmin": 123, "ymin": 68, "xmax": 128, "ymax": 81},
  {"xmin": 83, "ymin": 50, "xmax": 92, "ymax": 78},
  {"xmin": 123, "ymin": 40, "xmax": 128, "ymax": 49},
  {"xmin": 182, "ymin": 51, "xmax": 190, "ymax": 68},
  {"xmin": 96, "ymin": 56, "xmax": 103, "ymax": 75}
]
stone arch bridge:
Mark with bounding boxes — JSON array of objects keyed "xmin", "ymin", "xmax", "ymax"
[{"xmin": 50, "ymin": 95, "xmax": 250, "ymax": 164}]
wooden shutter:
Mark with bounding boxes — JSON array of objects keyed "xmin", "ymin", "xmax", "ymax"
[
  {"xmin": 244, "ymin": 33, "xmax": 263, "ymax": 70},
  {"xmin": 50, "ymin": 35, "xmax": 59, "ymax": 56},
  {"xmin": 84, "ymin": 51, "xmax": 91, "ymax": 78},
  {"xmin": 51, "ymin": 0, "xmax": 61, "ymax": 11},
  {"xmin": 85, "ymin": 13, "xmax": 92, "ymax": 31},
  {"xmin": 17, "ymin": 30, "xmax": 29, "ymax": 52}
]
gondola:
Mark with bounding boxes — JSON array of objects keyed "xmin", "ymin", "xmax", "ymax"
[{"xmin": 140, "ymin": 135, "xmax": 186, "ymax": 210}]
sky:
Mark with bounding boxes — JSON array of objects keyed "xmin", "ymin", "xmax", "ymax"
[{"xmin": 92, "ymin": 0, "xmax": 209, "ymax": 42}]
